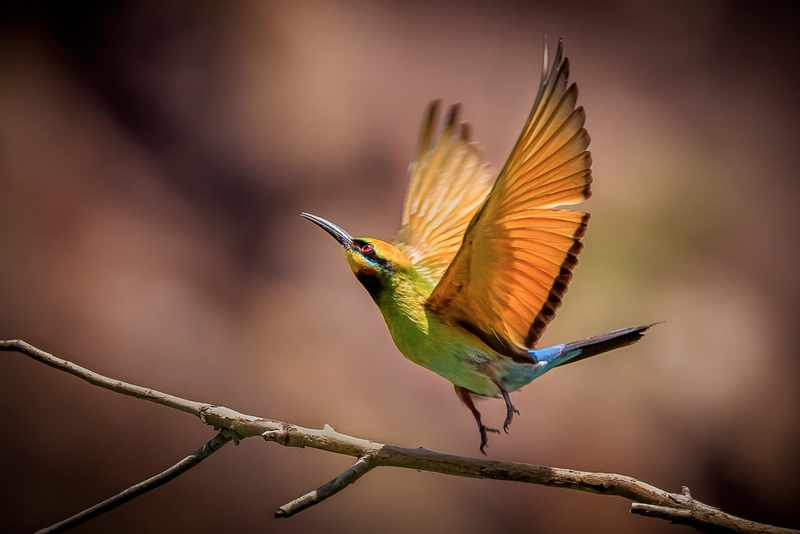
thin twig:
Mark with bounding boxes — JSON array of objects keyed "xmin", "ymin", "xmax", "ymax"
[
  {"xmin": 275, "ymin": 453, "xmax": 377, "ymax": 518},
  {"xmin": 2, "ymin": 339, "xmax": 796, "ymax": 534},
  {"xmin": 630, "ymin": 503, "xmax": 787, "ymax": 534},
  {"xmin": 0, "ymin": 339, "xmax": 205, "ymax": 415},
  {"xmin": 631, "ymin": 503, "xmax": 698, "ymax": 523},
  {"xmin": 36, "ymin": 433, "xmax": 231, "ymax": 534}
]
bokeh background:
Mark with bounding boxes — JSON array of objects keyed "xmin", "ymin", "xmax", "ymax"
[{"xmin": 1, "ymin": 1, "xmax": 798, "ymax": 532}]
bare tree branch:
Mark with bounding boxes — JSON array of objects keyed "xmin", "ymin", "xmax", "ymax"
[
  {"xmin": 2, "ymin": 339, "xmax": 796, "ymax": 534},
  {"xmin": 275, "ymin": 452, "xmax": 378, "ymax": 518},
  {"xmin": 37, "ymin": 433, "xmax": 231, "ymax": 534},
  {"xmin": 2, "ymin": 339, "xmax": 206, "ymax": 416}
]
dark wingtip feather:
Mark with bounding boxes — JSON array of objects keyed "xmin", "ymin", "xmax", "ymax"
[
  {"xmin": 446, "ymin": 104, "xmax": 461, "ymax": 127},
  {"xmin": 415, "ymin": 100, "xmax": 440, "ymax": 159},
  {"xmin": 561, "ymin": 57, "xmax": 571, "ymax": 80},
  {"xmin": 524, "ymin": 212, "xmax": 589, "ymax": 347},
  {"xmin": 557, "ymin": 324, "xmax": 656, "ymax": 367},
  {"xmin": 460, "ymin": 121, "xmax": 473, "ymax": 143},
  {"xmin": 424, "ymin": 99, "xmax": 440, "ymax": 130}
]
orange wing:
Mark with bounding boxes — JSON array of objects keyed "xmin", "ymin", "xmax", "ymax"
[
  {"xmin": 427, "ymin": 39, "xmax": 592, "ymax": 352},
  {"xmin": 394, "ymin": 102, "xmax": 494, "ymax": 285}
]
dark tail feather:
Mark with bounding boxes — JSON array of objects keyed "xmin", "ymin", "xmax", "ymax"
[{"xmin": 557, "ymin": 323, "xmax": 658, "ymax": 367}]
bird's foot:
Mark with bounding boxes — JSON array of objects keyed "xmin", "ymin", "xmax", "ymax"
[
  {"xmin": 491, "ymin": 378, "xmax": 520, "ymax": 434},
  {"xmin": 455, "ymin": 384, "xmax": 503, "ymax": 455},
  {"xmin": 503, "ymin": 404, "xmax": 521, "ymax": 434},
  {"xmin": 479, "ymin": 424, "xmax": 501, "ymax": 455}
]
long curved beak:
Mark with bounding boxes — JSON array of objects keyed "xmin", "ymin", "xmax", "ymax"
[{"xmin": 301, "ymin": 212, "xmax": 356, "ymax": 250}]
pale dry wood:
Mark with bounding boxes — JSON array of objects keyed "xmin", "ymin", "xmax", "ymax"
[
  {"xmin": 274, "ymin": 452, "xmax": 377, "ymax": 518},
  {"xmin": 37, "ymin": 433, "xmax": 231, "ymax": 534},
  {"xmin": 1, "ymin": 339, "xmax": 795, "ymax": 534}
]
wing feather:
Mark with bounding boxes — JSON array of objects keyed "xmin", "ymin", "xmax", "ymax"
[
  {"xmin": 394, "ymin": 102, "xmax": 495, "ymax": 284},
  {"xmin": 427, "ymin": 39, "xmax": 592, "ymax": 350}
]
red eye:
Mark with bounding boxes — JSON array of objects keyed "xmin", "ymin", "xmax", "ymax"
[{"xmin": 362, "ymin": 243, "xmax": 374, "ymax": 254}]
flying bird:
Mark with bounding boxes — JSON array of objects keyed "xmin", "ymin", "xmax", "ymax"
[{"xmin": 302, "ymin": 39, "xmax": 652, "ymax": 453}]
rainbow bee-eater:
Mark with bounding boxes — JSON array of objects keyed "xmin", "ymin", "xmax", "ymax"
[{"xmin": 303, "ymin": 40, "xmax": 652, "ymax": 453}]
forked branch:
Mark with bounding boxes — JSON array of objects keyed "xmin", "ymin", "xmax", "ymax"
[{"xmin": 1, "ymin": 339, "xmax": 795, "ymax": 534}]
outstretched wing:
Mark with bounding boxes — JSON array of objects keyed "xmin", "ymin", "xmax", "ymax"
[
  {"xmin": 427, "ymin": 39, "xmax": 592, "ymax": 352},
  {"xmin": 393, "ymin": 102, "xmax": 494, "ymax": 285}
]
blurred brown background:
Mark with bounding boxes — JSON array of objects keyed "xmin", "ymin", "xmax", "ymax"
[{"xmin": 1, "ymin": 1, "xmax": 799, "ymax": 532}]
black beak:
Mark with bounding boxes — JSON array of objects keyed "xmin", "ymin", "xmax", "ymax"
[{"xmin": 301, "ymin": 212, "xmax": 356, "ymax": 250}]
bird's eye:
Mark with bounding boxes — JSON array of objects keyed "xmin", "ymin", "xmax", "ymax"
[{"xmin": 361, "ymin": 243, "xmax": 374, "ymax": 254}]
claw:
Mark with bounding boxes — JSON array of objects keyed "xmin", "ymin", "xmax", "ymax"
[
  {"xmin": 479, "ymin": 424, "xmax": 501, "ymax": 454},
  {"xmin": 492, "ymin": 379, "xmax": 519, "ymax": 433},
  {"xmin": 502, "ymin": 406, "xmax": 520, "ymax": 434},
  {"xmin": 456, "ymin": 385, "xmax": 502, "ymax": 453}
]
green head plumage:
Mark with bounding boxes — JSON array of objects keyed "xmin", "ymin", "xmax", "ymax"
[{"xmin": 301, "ymin": 212, "xmax": 415, "ymax": 300}]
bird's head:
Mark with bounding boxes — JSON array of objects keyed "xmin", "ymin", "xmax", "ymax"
[{"xmin": 301, "ymin": 212, "xmax": 414, "ymax": 301}]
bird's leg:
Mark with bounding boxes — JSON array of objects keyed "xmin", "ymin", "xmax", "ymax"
[
  {"xmin": 491, "ymin": 379, "xmax": 520, "ymax": 433},
  {"xmin": 454, "ymin": 385, "xmax": 499, "ymax": 454}
]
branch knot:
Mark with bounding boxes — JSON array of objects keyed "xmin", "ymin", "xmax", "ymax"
[{"xmin": 262, "ymin": 424, "xmax": 305, "ymax": 448}]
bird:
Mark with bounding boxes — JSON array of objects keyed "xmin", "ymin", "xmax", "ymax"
[{"xmin": 302, "ymin": 39, "xmax": 653, "ymax": 453}]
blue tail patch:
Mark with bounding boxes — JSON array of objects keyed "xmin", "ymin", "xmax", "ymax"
[
  {"xmin": 531, "ymin": 324, "xmax": 653, "ymax": 369},
  {"xmin": 500, "ymin": 324, "xmax": 655, "ymax": 392}
]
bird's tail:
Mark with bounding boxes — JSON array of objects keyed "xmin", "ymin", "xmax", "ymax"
[{"xmin": 533, "ymin": 324, "xmax": 657, "ymax": 369}]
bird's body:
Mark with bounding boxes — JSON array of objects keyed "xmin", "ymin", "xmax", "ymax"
[
  {"xmin": 358, "ymin": 243, "xmax": 546, "ymax": 397},
  {"xmin": 367, "ymin": 256, "xmax": 504, "ymax": 397},
  {"xmin": 303, "ymin": 40, "xmax": 652, "ymax": 453}
]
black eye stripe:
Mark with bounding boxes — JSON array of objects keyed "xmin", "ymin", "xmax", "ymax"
[
  {"xmin": 354, "ymin": 240, "xmax": 392, "ymax": 271},
  {"xmin": 355, "ymin": 240, "xmax": 375, "ymax": 256}
]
